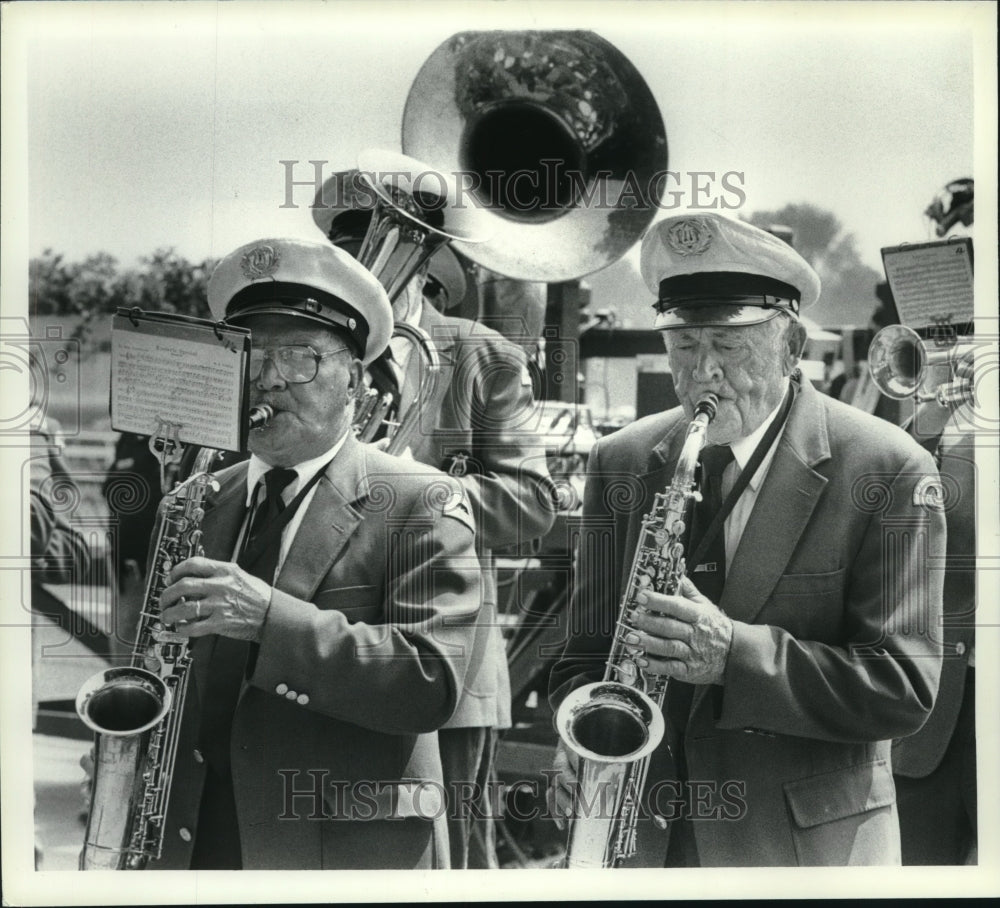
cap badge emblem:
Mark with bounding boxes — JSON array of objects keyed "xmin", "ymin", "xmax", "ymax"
[
  {"xmin": 666, "ymin": 219, "xmax": 713, "ymax": 256},
  {"xmin": 241, "ymin": 244, "xmax": 281, "ymax": 280}
]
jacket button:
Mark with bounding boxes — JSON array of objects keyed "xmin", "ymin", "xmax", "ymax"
[
  {"xmin": 179, "ymin": 827, "xmax": 192, "ymax": 842},
  {"xmin": 285, "ymin": 690, "xmax": 298, "ymax": 700},
  {"xmin": 276, "ymin": 683, "xmax": 288, "ymax": 695},
  {"xmin": 955, "ymin": 641, "xmax": 966, "ymax": 656},
  {"xmin": 296, "ymin": 693, "xmax": 310, "ymax": 706},
  {"xmin": 193, "ymin": 749, "xmax": 204, "ymax": 764}
]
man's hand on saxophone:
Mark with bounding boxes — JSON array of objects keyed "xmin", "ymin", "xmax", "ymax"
[
  {"xmin": 627, "ymin": 577, "xmax": 734, "ymax": 686},
  {"xmin": 159, "ymin": 556, "xmax": 272, "ymax": 642}
]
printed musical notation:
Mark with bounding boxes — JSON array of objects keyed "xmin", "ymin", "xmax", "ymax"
[
  {"xmin": 110, "ymin": 311, "xmax": 250, "ymax": 452},
  {"xmin": 881, "ymin": 239, "xmax": 974, "ymax": 329}
]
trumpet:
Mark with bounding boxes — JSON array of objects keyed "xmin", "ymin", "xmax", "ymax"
[{"xmin": 869, "ymin": 324, "xmax": 975, "ymax": 408}]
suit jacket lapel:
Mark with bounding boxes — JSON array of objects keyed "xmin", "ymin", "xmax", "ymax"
[
  {"xmin": 200, "ymin": 474, "xmax": 248, "ymax": 560},
  {"xmin": 719, "ymin": 380, "xmax": 831, "ymax": 625},
  {"xmin": 272, "ymin": 434, "xmax": 365, "ymax": 603}
]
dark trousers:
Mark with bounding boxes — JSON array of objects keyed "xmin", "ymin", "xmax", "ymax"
[
  {"xmin": 190, "ymin": 767, "xmax": 242, "ymax": 870},
  {"xmin": 438, "ymin": 726, "xmax": 499, "ymax": 869},
  {"xmin": 895, "ymin": 670, "xmax": 977, "ymax": 865},
  {"xmin": 662, "ymin": 681, "xmax": 700, "ymax": 867}
]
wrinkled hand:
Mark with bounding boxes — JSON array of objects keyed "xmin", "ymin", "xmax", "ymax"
[
  {"xmin": 627, "ymin": 576, "xmax": 733, "ymax": 685},
  {"xmin": 159, "ymin": 556, "xmax": 272, "ymax": 642},
  {"xmin": 549, "ymin": 741, "xmax": 579, "ymax": 832}
]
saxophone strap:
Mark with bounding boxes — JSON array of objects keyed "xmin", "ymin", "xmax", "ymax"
[
  {"xmin": 687, "ymin": 378, "xmax": 798, "ymax": 571},
  {"xmin": 237, "ymin": 463, "xmax": 330, "ymax": 573}
]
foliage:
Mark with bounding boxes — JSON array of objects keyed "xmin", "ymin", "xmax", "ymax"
[
  {"xmin": 117, "ymin": 249, "xmax": 216, "ymax": 318},
  {"xmin": 29, "ymin": 247, "xmax": 216, "ymax": 333},
  {"xmin": 742, "ymin": 204, "xmax": 883, "ymax": 327}
]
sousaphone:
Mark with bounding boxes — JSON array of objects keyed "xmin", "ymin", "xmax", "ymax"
[{"xmin": 403, "ymin": 30, "xmax": 668, "ymax": 282}]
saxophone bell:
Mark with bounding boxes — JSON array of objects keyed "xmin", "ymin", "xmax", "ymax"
[
  {"xmin": 76, "ymin": 668, "xmax": 173, "ymax": 870},
  {"xmin": 557, "ymin": 682, "xmax": 665, "ymax": 766}
]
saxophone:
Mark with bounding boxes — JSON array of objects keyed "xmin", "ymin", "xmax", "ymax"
[
  {"xmin": 75, "ymin": 405, "xmax": 273, "ymax": 870},
  {"xmin": 555, "ymin": 392, "xmax": 719, "ymax": 868}
]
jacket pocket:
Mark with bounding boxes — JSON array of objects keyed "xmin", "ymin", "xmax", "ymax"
[
  {"xmin": 313, "ymin": 585, "xmax": 379, "ymax": 620},
  {"xmin": 771, "ymin": 567, "xmax": 846, "ymax": 597},
  {"xmin": 783, "ymin": 759, "xmax": 898, "ymax": 865}
]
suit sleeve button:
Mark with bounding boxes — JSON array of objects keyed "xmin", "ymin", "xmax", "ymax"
[
  {"xmin": 179, "ymin": 827, "xmax": 192, "ymax": 842},
  {"xmin": 955, "ymin": 641, "xmax": 966, "ymax": 656},
  {"xmin": 296, "ymin": 693, "xmax": 310, "ymax": 706},
  {"xmin": 285, "ymin": 690, "xmax": 298, "ymax": 700},
  {"xmin": 276, "ymin": 683, "xmax": 288, "ymax": 695},
  {"xmin": 193, "ymin": 749, "xmax": 204, "ymax": 764}
]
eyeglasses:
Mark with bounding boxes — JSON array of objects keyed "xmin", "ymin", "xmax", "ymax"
[{"xmin": 249, "ymin": 344, "xmax": 350, "ymax": 384}]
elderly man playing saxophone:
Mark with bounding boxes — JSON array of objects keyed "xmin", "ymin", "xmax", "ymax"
[
  {"xmin": 122, "ymin": 238, "xmax": 482, "ymax": 870},
  {"xmin": 549, "ymin": 214, "xmax": 945, "ymax": 867}
]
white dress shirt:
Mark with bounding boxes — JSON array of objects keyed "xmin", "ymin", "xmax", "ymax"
[
  {"xmin": 239, "ymin": 432, "xmax": 349, "ymax": 581},
  {"xmin": 719, "ymin": 381, "xmax": 790, "ymax": 572}
]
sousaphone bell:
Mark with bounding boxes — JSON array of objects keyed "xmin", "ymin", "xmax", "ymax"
[{"xmin": 402, "ymin": 30, "xmax": 668, "ymax": 282}]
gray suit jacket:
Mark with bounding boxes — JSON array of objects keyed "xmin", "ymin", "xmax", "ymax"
[{"xmin": 152, "ymin": 435, "xmax": 482, "ymax": 869}]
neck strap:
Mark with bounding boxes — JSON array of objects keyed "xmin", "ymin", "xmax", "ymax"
[{"xmin": 687, "ymin": 378, "xmax": 798, "ymax": 569}]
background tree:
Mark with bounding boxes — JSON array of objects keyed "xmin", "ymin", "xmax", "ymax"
[
  {"xmin": 115, "ymin": 248, "xmax": 215, "ymax": 319},
  {"xmin": 29, "ymin": 249, "xmax": 127, "ymax": 348},
  {"xmin": 743, "ymin": 203, "xmax": 883, "ymax": 327}
]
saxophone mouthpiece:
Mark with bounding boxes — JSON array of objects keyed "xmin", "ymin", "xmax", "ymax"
[
  {"xmin": 694, "ymin": 392, "xmax": 720, "ymax": 420},
  {"xmin": 249, "ymin": 405, "xmax": 275, "ymax": 429}
]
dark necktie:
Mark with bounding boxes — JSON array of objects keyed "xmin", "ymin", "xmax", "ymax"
[
  {"xmin": 199, "ymin": 467, "xmax": 297, "ymax": 773},
  {"xmin": 239, "ymin": 467, "xmax": 298, "ymax": 578}
]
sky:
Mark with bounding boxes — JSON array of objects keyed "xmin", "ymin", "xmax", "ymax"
[{"xmin": 5, "ymin": 0, "xmax": 990, "ymax": 281}]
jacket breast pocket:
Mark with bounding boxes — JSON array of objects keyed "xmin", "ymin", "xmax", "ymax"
[
  {"xmin": 783, "ymin": 759, "xmax": 899, "ymax": 865},
  {"xmin": 313, "ymin": 585, "xmax": 380, "ymax": 623},
  {"xmin": 771, "ymin": 567, "xmax": 846, "ymax": 597}
]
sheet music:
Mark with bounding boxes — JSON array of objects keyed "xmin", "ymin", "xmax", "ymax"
[
  {"xmin": 881, "ymin": 239, "xmax": 974, "ymax": 329},
  {"xmin": 110, "ymin": 312, "xmax": 250, "ymax": 452}
]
